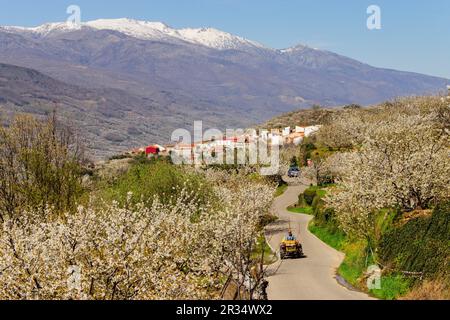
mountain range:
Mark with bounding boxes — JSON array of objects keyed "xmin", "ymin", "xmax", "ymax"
[{"xmin": 0, "ymin": 18, "xmax": 448, "ymax": 158}]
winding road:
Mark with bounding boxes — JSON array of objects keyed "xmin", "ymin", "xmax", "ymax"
[{"xmin": 265, "ymin": 183, "xmax": 374, "ymax": 300}]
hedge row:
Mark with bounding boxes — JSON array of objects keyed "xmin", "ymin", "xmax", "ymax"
[
  {"xmin": 297, "ymin": 186, "xmax": 339, "ymax": 231},
  {"xmin": 379, "ymin": 202, "xmax": 450, "ymax": 280}
]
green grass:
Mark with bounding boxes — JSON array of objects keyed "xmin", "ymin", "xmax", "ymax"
[
  {"xmin": 275, "ymin": 183, "xmax": 288, "ymax": 197},
  {"xmin": 315, "ymin": 189, "xmax": 327, "ymax": 197},
  {"xmin": 337, "ymin": 240, "xmax": 369, "ymax": 287},
  {"xmin": 369, "ymin": 274, "xmax": 412, "ymax": 300},
  {"xmin": 309, "ymin": 221, "xmax": 346, "ymax": 250},
  {"xmin": 288, "ymin": 206, "xmax": 314, "ymax": 215},
  {"xmin": 304, "ymin": 185, "xmax": 328, "ymax": 197},
  {"xmin": 309, "ymin": 221, "xmax": 368, "ymax": 290},
  {"xmin": 305, "ymin": 185, "xmax": 323, "ymax": 192}
]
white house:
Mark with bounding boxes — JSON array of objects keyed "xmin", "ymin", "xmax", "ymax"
[
  {"xmin": 305, "ymin": 125, "xmax": 322, "ymax": 137},
  {"xmin": 282, "ymin": 127, "xmax": 291, "ymax": 136},
  {"xmin": 295, "ymin": 126, "xmax": 305, "ymax": 133}
]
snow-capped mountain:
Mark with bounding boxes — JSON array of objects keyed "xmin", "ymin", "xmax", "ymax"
[
  {"xmin": 0, "ymin": 18, "xmax": 448, "ymax": 158},
  {"xmin": 2, "ymin": 18, "xmax": 265, "ymax": 50}
]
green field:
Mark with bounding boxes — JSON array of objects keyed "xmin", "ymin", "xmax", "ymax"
[{"xmin": 288, "ymin": 206, "xmax": 314, "ymax": 215}]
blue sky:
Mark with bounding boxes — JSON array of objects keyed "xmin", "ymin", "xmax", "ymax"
[{"xmin": 1, "ymin": 0, "xmax": 449, "ymax": 78}]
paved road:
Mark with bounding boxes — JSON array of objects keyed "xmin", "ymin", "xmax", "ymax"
[{"xmin": 265, "ymin": 184, "xmax": 374, "ymax": 300}]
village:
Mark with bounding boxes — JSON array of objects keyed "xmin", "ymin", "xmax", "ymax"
[{"xmin": 125, "ymin": 125, "xmax": 322, "ymax": 163}]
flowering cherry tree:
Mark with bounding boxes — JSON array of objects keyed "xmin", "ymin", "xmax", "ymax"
[
  {"xmin": 0, "ymin": 169, "xmax": 275, "ymax": 300},
  {"xmin": 325, "ymin": 107, "xmax": 450, "ymax": 239}
]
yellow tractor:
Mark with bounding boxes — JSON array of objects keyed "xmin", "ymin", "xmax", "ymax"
[{"xmin": 280, "ymin": 232, "xmax": 304, "ymax": 259}]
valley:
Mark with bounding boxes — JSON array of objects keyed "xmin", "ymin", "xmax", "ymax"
[{"xmin": 0, "ymin": 19, "xmax": 448, "ymax": 159}]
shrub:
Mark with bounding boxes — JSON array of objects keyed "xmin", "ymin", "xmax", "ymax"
[
  {"xmin": 109, "ymin": 154, "xmax": 131, "ymax": 161},
  {"xmin": 401, "ymin": 279, "xmax": 450, "ymax": 300},
  {"xmin": 379, "ymin": 202, "xmax": 450, "ymax": 281},
  {"xmin": 369, "ymin": 274, "xmax": 412, "ymax": 300},
  {"xmin": 290, "ymin": 156, "xmax": 298, "ymax": 167},
  {"xmin": 99, "ymin": 161, "xmax": 216, "ymax": 209},
  {"xmin": 318, "ymin": 174, "xmax": 334, "ymax": 187},
  {"xmin": 258, "ymin": 214, "xmax": 278, "ymax": 229},
  {"xmin": 0, "ymin": 114, "xmax": 84, "ymax": 219},
  {"xmin": 303, "ymin": 188, "xmax": 317, "ymax": 206},
  {"xmin": 312, "ymin": 193, "xmax": 325, "ymax": 211},
  {"xmin": 298, "ymin": 193, "xmax": 306, "ymax": 207},
  {"xmin": 315, "ymin": 207, "xmax": 336, "ymax": 227}
]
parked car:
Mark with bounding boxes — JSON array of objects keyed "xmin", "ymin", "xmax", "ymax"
[{"xmin": 287, "ymin": 167, "xmax": 300, "ymax": 177}]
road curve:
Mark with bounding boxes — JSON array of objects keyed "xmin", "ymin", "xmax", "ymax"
[{"xmin": 265, "ymin": 184, "xmax": 374, "ymax": 300}]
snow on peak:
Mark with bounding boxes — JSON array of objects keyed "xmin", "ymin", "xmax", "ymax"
[
  {"xmin": 88, "ymin": 18, "xmax": 170, "ymax": 32},
  {"xmin": 1, "ymin": 22, "xmax": 80, "ymax": 36},
  {"xmin": 85, "ymin": 18, "xmax": 265, "ymax": 50},
  {"xmin": 177, "ymin": 27, "xmax": 264, "ymax": 50},
  {"xmin": 280, "ymin": 44, "xmax": 321, "ymax": 54},
  {"xmin": 2, "ymin": 18, "xmax": 265, "ymax": 50},
  {"xmin": 85, "ymin": 18, "xmax": 174, "ymax": 40}
]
